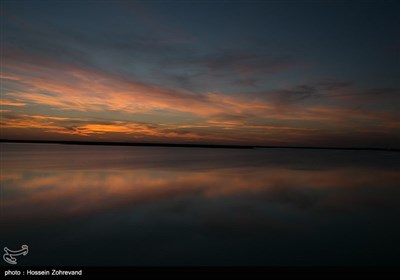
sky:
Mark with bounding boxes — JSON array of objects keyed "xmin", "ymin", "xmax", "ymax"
[{"xmin": 1, "ymin": 0, "xmax": 399, "ymax": 147}]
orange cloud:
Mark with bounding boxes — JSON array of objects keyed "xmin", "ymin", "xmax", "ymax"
[
  {"xmin": 2, "ymin": 48, "xmax": 399, "ymax": 145},
  {"xmin": 0, "ymin": 99, "xmax": 26, "ymax": 107},
  {"xmin": 0, "ymin": 112, "xmax": 229, "ymax": 142},
  {"xmin": 2, "ymin": 49, "xmax": 271, "ymax": 118}
]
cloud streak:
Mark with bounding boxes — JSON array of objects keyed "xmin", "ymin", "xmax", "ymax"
[
  {"xmin": 2, "ymin": 49, "xmax": 271, "ymax": 117},
  {"xmin": 1, "ymin": 12, "xmax": 399, "ymax": 147}
]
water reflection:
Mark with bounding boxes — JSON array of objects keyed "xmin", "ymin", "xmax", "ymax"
[{"xmin": 1, "ymin": 144, "xmax": 400, "ymax": 265}]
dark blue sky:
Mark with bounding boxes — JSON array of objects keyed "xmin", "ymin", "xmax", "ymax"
[{"xmin": 1, "ymin": 0, "xmax": 399, "ymax": 147}]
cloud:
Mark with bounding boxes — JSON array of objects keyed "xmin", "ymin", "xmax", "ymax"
[
  {"xmin": 0, "ymin": 99, "xmax": 26, "ymax": 107},
  {"xmin": 314, "ymin": 80, "xmax": 352, "ymax": 91},
  {"xmin": 2, "ymin": 54, "xmax": 399, "ymax": 146},
  {"xmin": 7, "ymin": 48, "xmax": 393, "ymax": 125},
  {"xmin": 203, "ymin": 52, "xmax": 297, "ymax": 75},
  {"xmin": 0, "ymin": 112, "xmax": 235, "ymax": 143},
  {"xmin": 250, "ymin": 81, "xmax": 399, "ymax": 113},
  {"xmin": 234, "ymin": 77, "xmax": 260, "ymax": 87},
  {"xmin": 2, "ymin": 48, "xmax": 273, "ymax": 119},
  {"xmin": 1, "ymin": 37, "xmax": 399, "ymax": 147}
]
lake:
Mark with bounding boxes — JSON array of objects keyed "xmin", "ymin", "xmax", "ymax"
[{"xmin": 1, "ymin": 143, "xmax": 399, "ymax": 266}]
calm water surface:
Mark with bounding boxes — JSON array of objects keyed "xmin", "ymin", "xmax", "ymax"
[{"xmin": 1, "ymin": 143, "xmax": 399, "ymax": 265}]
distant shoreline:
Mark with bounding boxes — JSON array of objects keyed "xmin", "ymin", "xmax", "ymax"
[{"xmin": 0, "ymin": 139, "xmax": 398, "ymax": 152}]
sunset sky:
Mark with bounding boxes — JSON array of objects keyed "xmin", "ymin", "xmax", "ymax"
[{"xmin": 1, "ymin": 0, "xmax": 399, "ymax": 147}]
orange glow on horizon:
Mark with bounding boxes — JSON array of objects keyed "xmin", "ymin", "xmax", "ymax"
[{"xmin": 1, "ymin": 49, "xmax": 399, "ymax": 146}]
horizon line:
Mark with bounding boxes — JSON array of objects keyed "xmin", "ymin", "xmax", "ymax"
[{"xmin": 0, "ymin": 139, "xmax": 398, "ymax": 152}]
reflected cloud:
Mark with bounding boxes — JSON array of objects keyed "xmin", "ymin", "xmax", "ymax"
[
  {"xmin": 2, "ymin": 144, "xmax": 400, "ymax": 266},
  {"xmin": 3, "ymin": 153, "xmax": 400, "ymax": 222}
]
